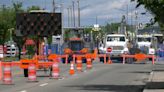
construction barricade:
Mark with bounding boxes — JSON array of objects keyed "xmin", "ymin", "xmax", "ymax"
[
  {"xmin": 98, "ymin": 54, "xmax": 107, "ymax": 64},
  {"xmin": 122, "ymin": 53, "xmax": 156, "ymax": 64},
  {"xmin": 85, "ymin": 53, "xmax": 93, "ymax": 70}
]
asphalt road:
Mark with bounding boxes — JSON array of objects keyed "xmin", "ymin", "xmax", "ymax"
[{"xmin": 0, "ymin": 62, "xmax": 153, "ymax": 92}]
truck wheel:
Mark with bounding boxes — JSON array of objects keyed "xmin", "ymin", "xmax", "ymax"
[{"xmin": 24, "ymin": 69, "xmax": 28, "ymax": 77}]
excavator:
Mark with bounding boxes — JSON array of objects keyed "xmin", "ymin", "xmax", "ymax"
[{"xmin": 62, "ymin": 27, "xmax": 94, "ymax": 63}]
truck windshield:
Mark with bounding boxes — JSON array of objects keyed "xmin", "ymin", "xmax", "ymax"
[
  {"xmin": 69, "ymin": 41, "xmax": 84, "ymax": 51},
  {"xmin": 107, "ymin": 36, "xmax": 125, "ymax": 42},
  {"xmin": 138, "ymin": 37, "xmax": 151, "ymax": 42}
]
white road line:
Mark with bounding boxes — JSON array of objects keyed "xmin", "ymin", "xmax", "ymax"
[
  {"xmin": 39, "ymin": 83, "xmax": 48, "ymax": 87},
  {"xmin": 20, "ymin": 90, "xmax": 27, "ymax": 92},
  {"xmin": 59, "ymin": 77, "xmax": 64, "ymax": 80}
]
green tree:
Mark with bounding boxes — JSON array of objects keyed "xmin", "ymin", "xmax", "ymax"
[
  {"xmin": 132, "ymin": 0, "xmax": 164, "ymax": 32},
  {"xmin": 27, "ymin": 5, "xmax": 41, "ymax": 12},
  {"xmin": 12, "ymin": 2, "xmax": 25, "ymax": 59},
  {"xmin": 0, "ymin": 5, "xmax": 15, "ymax": 45}
]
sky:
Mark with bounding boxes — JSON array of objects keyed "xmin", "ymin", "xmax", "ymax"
[{"xmin": 0, "ymin": 0, "xmax": 153, "ymax": 27}]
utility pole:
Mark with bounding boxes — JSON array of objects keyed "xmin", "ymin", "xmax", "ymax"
[
  {"xmin": 96, "ymin": 16, "xmax": 98, "ymax": 24},
  {"xmin": 67, "ymin": 7, "xmax": 70, "ymax": 27},
  {"xmin": 131, "ymin": 11, "xmax": 133, "ymax": 41},
  {"xmin": 126, "ymin": 4, "xmax": 128, "ymax": 24},
  {"xmin": 52, "ymin": 0, "xmax": 55, "ymax": 12},
  {"xmin": 135, "ymin": 10, "xmax": 138, "ymax": 46},
  {"xmin": 77, "ymin": 0, "xmax": 80, "ymax": 27},
  {"xmin": 60, "ymin": 3, "xmax": 64, "ymax": 54},
  {"xmin": 72, "ymin": 1, "xmax": 76, "ymax": 27},
  {"xmin": 70, "ymin": 6, "xmax": 73, "ymax": 27},
  {"xmin": 44, "ymin": 0, "xmax": 46, "ymax": 10}
]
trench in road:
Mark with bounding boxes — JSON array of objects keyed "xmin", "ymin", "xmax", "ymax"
[{"xmin": 25, "ymin": 64, "xmax": 152, "ymax": 92}]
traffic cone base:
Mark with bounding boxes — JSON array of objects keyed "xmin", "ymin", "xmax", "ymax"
[
  {"xmin": 107, "ymin": 60, "xmax": 112, "ymax": 64},
  {"xmin": 69, "ymin": 70, "xmax": 75, "ymax": 75},
  {"xmin": 69, "ymin": 62, "xmax": 75, "ymax": 75}
]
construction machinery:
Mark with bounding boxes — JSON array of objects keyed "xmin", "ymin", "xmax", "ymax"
[{"xmin": 62, "ymin": 27, "xmax": 94, "ymax": 63}]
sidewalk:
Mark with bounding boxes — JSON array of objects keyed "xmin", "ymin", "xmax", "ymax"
[{"xmin": 143, "ymin": 61, "xmax": 164, "ymax": 92}]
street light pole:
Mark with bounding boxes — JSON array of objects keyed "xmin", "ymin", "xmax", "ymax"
[
  {"xmin": 52, "ymin": 0, "xmax": 55, "ymax": 13},
  {"xmin": 67, "ymin": 7, "xmax": 70, "ymax": 27},
  {"xmin": 77, "ymin": 0, "xmax": 80, "ymax": 27},
  {"xmin": 9, "ymin": 28, "xmax": 14, "ymax": 57},
  {"xmin": 135, "ymin": 11, "xmax": 138, "ymax": 46},
  {"xmin": 70, "ymin": 6, "xmax": 73, "ymax": 27},
  {"xmin": 61, "ymin": 3, "xmax": 64, "ymax": 44},
  {"xmin": 126, "ymin": 4, "xmax": 128, "ymax": 24},
  {"xmin": 72, "ymin": 1, "xmax": 75, "ymax": 27}
]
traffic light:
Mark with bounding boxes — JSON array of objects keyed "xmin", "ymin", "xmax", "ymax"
[{"xmin": 16, "ymin": 13, "xmax": 62, "ymax": 36}]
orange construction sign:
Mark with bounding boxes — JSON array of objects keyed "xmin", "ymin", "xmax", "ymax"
[
  {"xmin": 20, "ymin": 59, "xmax": 38, "ymax": 69},
  {"xmin": 134, "ymin": 54, "xmax": 146, "ymax": 61}
]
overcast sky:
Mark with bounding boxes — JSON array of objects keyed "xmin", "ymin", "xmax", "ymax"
[{"xmin": 0, "ymin": 0, "xmax": 153, "ymax": 27}]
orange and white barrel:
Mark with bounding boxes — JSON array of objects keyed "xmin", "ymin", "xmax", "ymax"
[
  {"xmin": 87, "ymin": 58, "xmax": 92, "ymax": 69},
  {"xmin": 51, "ymin": 61, "xmax": 60, "ymax": 79},
  {"xmin": 3, "ymin": 63, "xmax": 13, "ymax": 85},
  {"xmin": 28, "ymin": 63, "xmax": 37, "ymax": 82},
  {"xmin": 76, "ymin": 57, "xmax": 82, "ymax": 72}
]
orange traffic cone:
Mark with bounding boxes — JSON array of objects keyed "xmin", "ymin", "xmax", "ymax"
[
  {"xmin": 51, "ymin": 61, "xmax": 60, "ymax": 79},
  {"xmin": 86, "ymin": 58, "xmax": 92, "ymax": 69},
  {"xmin": 28, "ymin": 63, "xmax": 38, "ymax": 82},
  {"xmin": 3, "ymin": 63, "xmax": 13, "ymax": 85},
  {"xmin": 76, "ymin": 56, "xmax": 82, "ymax": 72},
  {"xmin": 107, "ymin": 59, "xmax": 112, "ymax": 64},
  {"xmin": 69, "ymin": 61, "xmax": 75, "ymax": 75}
]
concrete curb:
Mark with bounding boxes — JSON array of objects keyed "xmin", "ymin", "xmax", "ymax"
[{"xmin": 143, "ymin": 71, "xmax": 154, "ymax": 92}]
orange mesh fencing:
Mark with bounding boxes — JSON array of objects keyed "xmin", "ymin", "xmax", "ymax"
[
  {"xmin": 80, "ymin": 48, "xmax": 89, "ymax": 54},
  {"xmin": 64, "ymin": 48, "xmax": 72, "ymax": 54}
]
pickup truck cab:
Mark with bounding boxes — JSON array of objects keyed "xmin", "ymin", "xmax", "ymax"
[
  {"xmin": 137, "ymin": 35, "xmax": 155, "ymax": 55},
  {"xmin": 99, "ymin": 34, "xmax": 128, "ymax": 61}
]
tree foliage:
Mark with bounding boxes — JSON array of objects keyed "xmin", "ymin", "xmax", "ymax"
[
  {"xmin": 132, "ymin": 0, "xmax": 164, "ymax": 31},
  {"xmin": 0, "ymin": 2, "xmax": 41, "ymax": 59},
  {"xmin": 27, "ymin": 5, "xmax": 41, "ymax": 12}
]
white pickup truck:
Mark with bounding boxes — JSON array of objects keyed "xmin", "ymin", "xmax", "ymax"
[
  {"xmin": 98, "ymin": 34, "xmax": 129, "ymax": 61},
  {"xmin": 137, "ymin": 35, "xmax": 155, "ymax": 55}
]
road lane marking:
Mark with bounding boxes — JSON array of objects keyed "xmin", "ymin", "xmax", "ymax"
[
  {"xmin": 58, "ymin": 77, "xmax": 64, "ymax": 80},
  {"xmin": 39, "ymin": 83, "xmax": 48, "ymax": 86},
  {"xmin": 20, "ymin": 90, "xmax": 27, "ymax": 92}
]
